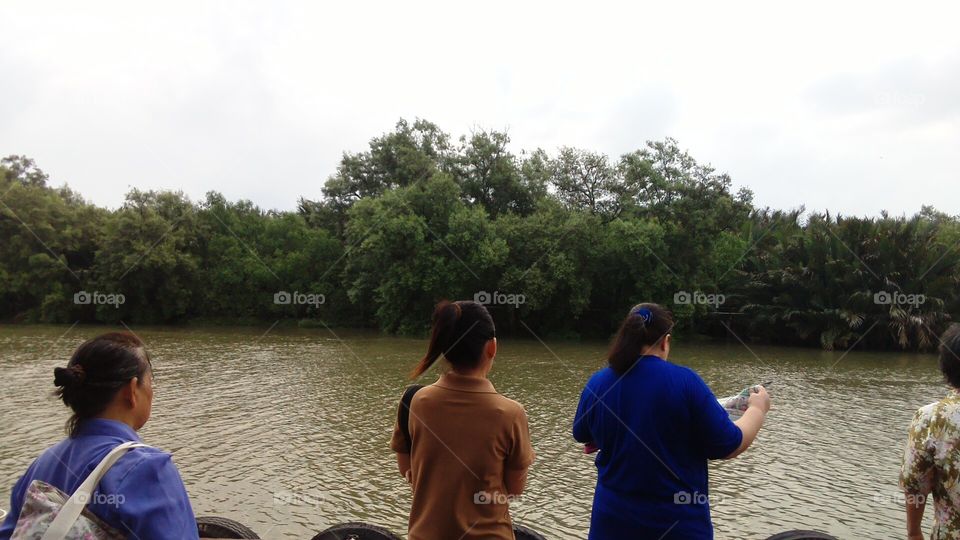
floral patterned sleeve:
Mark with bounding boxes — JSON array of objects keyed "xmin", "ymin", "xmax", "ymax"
[{"xmin": 900, "ymin": 406, "xmax": 935, "ymax": 495}]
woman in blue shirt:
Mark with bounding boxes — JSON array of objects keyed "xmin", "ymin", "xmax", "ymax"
[
  {"xmin": 573, "ymin": 303, "xmax": 770, "ymax": 539},
  {"xmin": 0, "ymin": 331, "xmax": 199, "ymax": 540}
]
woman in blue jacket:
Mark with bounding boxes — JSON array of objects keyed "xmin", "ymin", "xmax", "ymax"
[
  {"xmin": 0, "ymin": 331, "xmax": 199, "ymax": 540},
  {"xmin": 573, "ymin": 303, "xmax": 770, "ymax": 539}
]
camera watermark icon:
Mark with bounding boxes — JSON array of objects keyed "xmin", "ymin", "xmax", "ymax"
[
  {"xmin": 272, "ymin": 489, "xmax": 325, "ymax": 507},
  {"xmin": 273, "ymin": 291, "xmax": 325, "ymax": 307},
  {"xmin": 473, "ymin": 490, "xmax": 522, "ymax": 505},
  {"xmin": 73, "ymin": 291, "xmax": 125, "ymax": 309},
  {"xmin": 873, "ymin": 290, "xmax": 925, "ymax": 308},
  {"xmin": 673, "ymin": 490, "xmax": 722, "ymax": 505},
  {"xmin": 673, "ymin": 290, "xmax": 725, "ymax": 308},
  {"xmin": 74, "ymin": 491, "xmax": 126, "ymax": 508},
  {"xmin": 474, "ymin": 290, "xmax": 525, "ymax": 308}
]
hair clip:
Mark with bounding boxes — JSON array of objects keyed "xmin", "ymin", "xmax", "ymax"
[{"xmin": 633, "ymin": 306, "xmax": 653, "ymax": 324}]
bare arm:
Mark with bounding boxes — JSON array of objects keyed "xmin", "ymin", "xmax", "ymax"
[
  {"xmin": 504, "ymin": 467, "xmax": 528, "ymax": 496},
  {"xmin": 905, "ymin": 493, "xmax": 925, "ymax": 540},
  {"xmin": 725, "ymin": 407, "xmax": 765, "ymax": 458}
]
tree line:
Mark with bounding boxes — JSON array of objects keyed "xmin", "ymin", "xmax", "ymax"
[{"xmin": 2, "ymin": 119, "xmax": 958, "ymax": 351}]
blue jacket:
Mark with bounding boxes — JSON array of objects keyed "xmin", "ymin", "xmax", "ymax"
[{"xmin": 0, "ymin": 418, "xmax": 198, "ymax": 540}]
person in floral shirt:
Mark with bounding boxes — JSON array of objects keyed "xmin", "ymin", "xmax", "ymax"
[{"xmin": 900, "ymin": 323, "xmax": 960, "ymax": 540}]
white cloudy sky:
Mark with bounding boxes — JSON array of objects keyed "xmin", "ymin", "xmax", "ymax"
[{"xmin": 1, "ymin": 1, "xmax": 958, "ymax": 215}]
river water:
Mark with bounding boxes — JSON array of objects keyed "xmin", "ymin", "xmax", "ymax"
[{"xmin": 0, "ymin": 325, "xmax": 945, "ymax": 539}]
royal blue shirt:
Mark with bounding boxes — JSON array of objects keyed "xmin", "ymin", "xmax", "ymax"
[
  {"xmin": 573, "ymin": 356, "xmax": 742, "ymax": 539},
  {"xmin": 0, "ymin": 419, "xmax": 198, "ymax": 540}
]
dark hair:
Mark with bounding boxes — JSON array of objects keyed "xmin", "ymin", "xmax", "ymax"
[
  {"xmin": 410, "ymin": 300, "xmax": 496, "ymax": 378},
  {"xmin": 53, "ymin": 332, "xmax": 152, "ymax": 437},
  {"xmin": 939, "ymin": 324, "xmax": 960, "ymax": 389},
  {"xmin": 607, "ymin": 303, "xmax": 674, "ymax": 375}
]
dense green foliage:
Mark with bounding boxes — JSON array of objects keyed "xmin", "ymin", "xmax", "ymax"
[{"xmin": 2, "ymin": 121, "xmax": 958, "ymax": 351}]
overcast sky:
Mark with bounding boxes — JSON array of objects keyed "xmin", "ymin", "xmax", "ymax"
[{"xmin": 1, "ymin": 1, "xmax": 958, "ymax": 216}]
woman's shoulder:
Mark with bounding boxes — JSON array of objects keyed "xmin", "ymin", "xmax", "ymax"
[
  {"xmin": 34, "ymin": 437, "xmax": 159, "ymax": 470},
  {"xmin": 123, "ymin": 443, "xmax": 174, "ymax": 461},
  {"xmin": 104, "ymin": 444, "xmax": 181, "ymax": 487},
  {"xmin": 30, "ymin": 437, "xmax": 180, "ymax": 492},
  {"xmin": 662, "ymin": 361, "xmax": 707, "ymax": 385},
  {"xmin": 586, "ymin": 366, "xmax": 618, "ymax": 387},
  {"xmin": 462, "ymin": 387, "xmax": 525, "ymax": 424},
  {"xmin": 918, "ymin": 393, "xmax": 960, "ymax": 428},
  {"xmin": 119, "ymin": 443, "xmax": 175, "ymax": 465},
  {"xmin": 589, "ymin": 360, "xmax": 700, "ymax": 379},
  {"xmin": 491, "ymin": 393, "xmax": 528, "ymax": 417}
]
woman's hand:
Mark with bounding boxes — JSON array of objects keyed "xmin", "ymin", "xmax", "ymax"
[
  {"xmin": 748, "ymin": 385, "xmax": 771, "ymax": 414},
  {"xmin": 397, "ymin": 452, "xmax": 412, "ymax": 484}
]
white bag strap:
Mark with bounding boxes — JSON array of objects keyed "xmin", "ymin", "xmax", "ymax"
[{"xmin": 41, "ymin": 441, "xmax": 150, "ymax": 540}]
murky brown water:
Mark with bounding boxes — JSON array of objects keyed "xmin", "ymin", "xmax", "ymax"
[{"xmin": 0, "ymin": 325, "xmax": 945, "ymax": 539}]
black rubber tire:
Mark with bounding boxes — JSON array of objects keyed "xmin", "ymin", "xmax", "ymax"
[
  {"xmin": 514, "ymin": 522, "xmax": 548, "ymax": 540},
  {"xmin": 310, "ymin": 522, "xmax": 404, "ymax": 540},
  {"xmin": 765, "ymin": 531, "xmax": 838, "ymax": 540},
  {"xmin": 196, "ymin": 516, "xmax": 261, "ymax": 539}
]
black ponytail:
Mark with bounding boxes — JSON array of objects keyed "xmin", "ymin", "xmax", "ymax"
[
  {"xmin": 411, "ymin": 300, "xmax": 496, "ymax": 378},
  {"xmin": 607, "ymin": 303, "xmax": 674, "ymax": 375}
]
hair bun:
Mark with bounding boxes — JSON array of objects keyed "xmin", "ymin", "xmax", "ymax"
[{"xmin": 53, "ymin": 365, "xmax": 86, "ymax": 387}]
